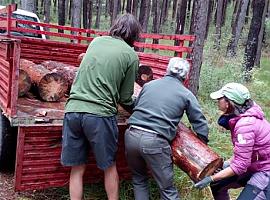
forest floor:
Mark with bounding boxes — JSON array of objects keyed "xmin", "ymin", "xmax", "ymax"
[{"xmin": 0, "ymin": 171, "xmax": 67, "ymax": 200}]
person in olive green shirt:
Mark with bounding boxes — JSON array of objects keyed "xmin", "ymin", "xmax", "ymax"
[{"xmin": 61, "ymin": 14, "xmax": 141, "ymax": 200}]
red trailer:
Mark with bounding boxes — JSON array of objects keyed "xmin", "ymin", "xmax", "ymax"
[{"xmin": 0, "ymin": 4, "xmax": 195, "ymax": 191}]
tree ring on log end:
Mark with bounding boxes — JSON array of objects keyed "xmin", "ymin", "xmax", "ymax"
[{"xmin": 38, "ymin": 72, "xmax": 69, "ymax": 102}]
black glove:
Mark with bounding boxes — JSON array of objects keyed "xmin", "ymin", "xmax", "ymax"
[{"xmin": 194, "ymin": 176, "xmax": 213, "ymax": 189}]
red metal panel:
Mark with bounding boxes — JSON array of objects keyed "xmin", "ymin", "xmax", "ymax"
[
  {"xmin": 18, "ymin": 38, "xmax": 88, "ymax": 66},
  {"xmin": 15, "ymin": 125, "xmax": 131, "ymax": 191},
  {"xmin": 0, "ymin": 38, "xmax": 20, "ymax": 116}
]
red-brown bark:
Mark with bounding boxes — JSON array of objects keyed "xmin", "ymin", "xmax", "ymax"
[
  {"xmin": 172, "ymin": 123, "xmax": 223, "ymax": 182},
  {"xmin": 20, "ymin": 59, "xmax": 68, "ymax": 102},
  {"xmin": 18, "ymin": 69, "xmax": 31, "ymax": 97},
  {"xmin": 41, "ymin": 60, "xmax": 78, "ymax": 90}
]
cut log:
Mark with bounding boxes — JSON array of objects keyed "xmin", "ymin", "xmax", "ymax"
[
  {"xmin": 20, "ymin": 59, "xmax": 69, "ymax": 102},
  {"xmin": 18, "ymin": 69, "xmax": 31, "ymax": 97},
  {"xmin": 41, "ymin": 61, "xmax": 78, "ymax": 92},
  {"xmin": 172, "ymin": 123, "xmax": 223, "ymax": 182}
]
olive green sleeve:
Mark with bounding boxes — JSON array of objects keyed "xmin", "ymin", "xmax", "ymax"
[{"xmin": 119, "ymin": 59, "xmax": 139, "ymax": 106}]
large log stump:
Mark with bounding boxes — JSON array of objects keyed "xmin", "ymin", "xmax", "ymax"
[
  {"xmin": 41, "ymin": 61, "xmax": 78, "ymax": 92},
  {"xmin": 20, "ymin": 59, "xmax": 69, "ymax": 102},
  {"xmin": 18, "ymin": 69, "xmax": 31, "ymax": 97},
  {"xmin": 172, "ymin": 123, "xmax": 223, "ymax": 182}
]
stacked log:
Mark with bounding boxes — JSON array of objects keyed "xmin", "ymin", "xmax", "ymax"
[
  {"xmin": 20, "ymin": 59, "xmax": 69, "ymax": 102},
  {"xmin": 172, "ymin": 123, "xmax": 223, "ymax": 182},
  {"xmin": 18, "ymin": 69, "xmax": 31, "ymax": 97},
  {"xmin": 41, "ymin": 61, "xmax": 78, "ymax": 92}
]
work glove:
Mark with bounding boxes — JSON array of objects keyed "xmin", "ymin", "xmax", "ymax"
[
  {"xmin": 194, "ymin": 176, "xmax": 213, "ymax": 189},
  {"xmin": 223, "ymin": 160, "xmax": 230, "ymax": 169}
]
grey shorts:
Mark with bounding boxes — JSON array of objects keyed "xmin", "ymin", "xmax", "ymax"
[{"xmin": 61, "ymin": 112, "xmax": 118, "ymax": 170}]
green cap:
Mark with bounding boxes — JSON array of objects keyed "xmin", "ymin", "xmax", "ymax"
[{"xmin": 210, "ymin": 83, "xmax": 251, "ymax": 105}]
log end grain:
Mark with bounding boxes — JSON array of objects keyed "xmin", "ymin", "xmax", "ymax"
[
  {"xmin": 38, "ymin": 72, "xmax": 69, "ymax": 102},
  {"xmin": 198, "ymin": 157, "xmax": 223, "ymax": 180}
]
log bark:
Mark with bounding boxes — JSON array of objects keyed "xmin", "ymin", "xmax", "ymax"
[
  {"xmin": 20, "ymin": 59, "xmax": 69, "ymax": 102},
  {"xmin": 41, "ymin": 60, "xmax": 78, "ymax": 90},
  {"xmin": 18, "ymin": 69, "xmax": 31, "ymax": 97},
  {"xmin": 172, "ymin": 123, "xmax": 223, "ymax": 182}
]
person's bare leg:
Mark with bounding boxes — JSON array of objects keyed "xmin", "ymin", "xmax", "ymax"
[
  {"xmin": 104, "ymin": 163, "xmax": 119, "ymax": 200},
  {"xmin": 69, "ymin": 164, "xmax": 86, "ymax": 200}
]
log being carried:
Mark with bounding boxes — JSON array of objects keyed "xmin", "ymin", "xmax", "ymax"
[
  {"xmin": 172, "ymin": 123, "xmax": 223, "ymax": 182},
  {"xmin": 20, "ymin": 59, "xmax": 69, "ymax": 102}
]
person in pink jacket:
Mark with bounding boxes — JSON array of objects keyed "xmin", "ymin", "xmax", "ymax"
[{"xmin": 194, "ymin": 82, "xmax": 270, "ymax": 200}]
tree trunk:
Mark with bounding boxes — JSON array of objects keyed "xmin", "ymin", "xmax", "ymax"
[
  {"xmin": 68, "ymin": 0, "xmax": 73, "ymax": 23},
  {"xmin": 126, "ymin": 0, "xmax": 132, "ymax": 13},
  {"xmin": 21, "ymin": 0, "xmax": 36, "ymax": 13},
  {"xmin": 44, "ymin": 0, "xmax": 51, "ymax": 39},
  {"xmin": 187, "ymin": 0, "xmax": 192, "ymax": 19},
  {"xmin": 20, "ymin": 59, "xmax": 69, "ymax": 102},
  {"xmin": 243, "ymin": 0, "xmax": 266, "ymax": 78},
  {"xmin": 112, "ymin": 0, "xmax": 119, "ymax": 25},
  {"xmin": 122, "ymin": 0, "xmax": 126, "ymax": 13},
  {"xmin": 71, "ymin": 0, "xmax": 82, "ymax": 28},
  {"xmin": 152, "ymin": 0, "xmax": 161, "ymax": 44},
  {"xmin": 160, "ymin": 0, "xmax": 167, "ymax": 25},
  {"xmin": 221, "ymin": 0, "xmax": 228, "ymax": 26},
  {"xmin": 245, "ymin": 0, "xmax": 251, "ymax": 24},
  {"xmin": 18, "ymin": 69, "xmax": 31, "ymax": 97},
  {"xmin": 87, "ymin": 0, "xmax": 93, "ymax": 31},
  {"xmin": 83, "ymin": 0, "xmax": 88, "ymax": 29},
  {"xmin": 172, "ymin": 0, "xmax": 178, "ymax": 20},
  {"xmin": 132, "ymin": 0, "xmax": 138, "ymax": 18},
  {"xmin": 214, "ymin": 0, "xmax": 224, "ymax": 49},
  {"xmin": 227, "ymin": 0, "xmax": 250, "ymax": 57},
  {"xmin": 189, "ymin": 0, "xmax": 209, "ymax": 96},
  {"xmin": 255, "ymin": 0, "xmax": 269, "ymax": 67},
  {"xmin": 65, "ymin": 0, "xmax": 70, "ymax": 22},
  {"xmin": 175, "ymin": 0, "xmax": 187, "ymax": 35},
  {"xmin": 58, "ymin": 0, "xmax": 66, "ymax": 32},
  {"xmin": 95, "ymin": 0, "xmax": 102, "ymax": 28},
  {"xmin": 161, "ymin": 0, "xmax": 169, "ymax": 25},
  {"xmin": 231, "ymin": 0, "xmax": 241, "ymax": 28},
  {"xmin": 139, "ymin": 0, "xmax": 151, "ymax": 33},
  {"xmin": 172, "ymin": 123, "xmax": 223, "ymax": 182},
  {"xmin": 205, "ymin": 0, "xmax": 214, "ymax": 39}
]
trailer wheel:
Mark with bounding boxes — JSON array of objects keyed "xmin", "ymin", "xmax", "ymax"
[{"xmin": 0, "ymin": 110, "xmax": 17, "ymax": 172}]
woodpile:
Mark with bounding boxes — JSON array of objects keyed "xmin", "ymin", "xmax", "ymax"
[
  {"xmin": 171, "ymin": 123, "xmax": 223, "ymax": 182},
  {"xmin": 19, "ymin": 59, "xmax": 69, "ymax": 102}
]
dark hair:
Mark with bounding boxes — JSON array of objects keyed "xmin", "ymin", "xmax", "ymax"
[
  {"xmin": 136, "ymin": 65, "xmax": 153, "ymax": 87},
  {"xmin": 109, "ymin": 13, "xmax": 142, "ymax": 47},
  {"xmin": 224, "ymin": 96, "xmax": 254, "ymax": 115}
]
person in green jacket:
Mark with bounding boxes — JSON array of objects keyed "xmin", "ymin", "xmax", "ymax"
[{"xmin": 61, "ymin": 14, "xmax": 141, "ymax": 200}]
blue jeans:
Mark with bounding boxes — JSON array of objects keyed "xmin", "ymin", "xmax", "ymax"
[{"xmin": 125, "ymin": 127, "xmax": 180, "ymax": 200}]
